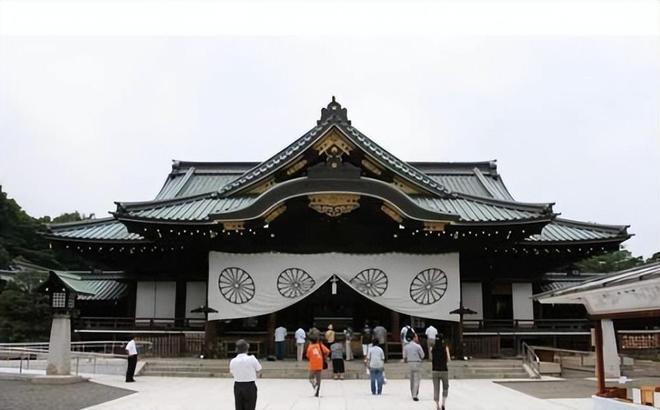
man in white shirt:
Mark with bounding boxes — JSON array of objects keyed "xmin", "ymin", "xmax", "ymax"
[
  {"xmin": 124, "ymin": 334, "xmax": 138, "ymax": 382},
  {"xmin": 425, "ymin": 325, "xmax": 438, "ymax": 361},
  {"xmin": 274, "ymin": 325, "xmax": 287, "ymax": 360},
  {"xmin": 294, "ymin": 327, "xmax": 306, "ymax": 362},
  {"xmin": 230, "ymin": 339, "xmax": 262, "ymax": 410}
]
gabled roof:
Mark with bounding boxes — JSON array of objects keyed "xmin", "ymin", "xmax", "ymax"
[
  {"xmin": 523, "ymin": 218, "xmax": 630, "ymax": 244},
  {"xmin": 45, "ymin": 217, "xmax": 147, "ymax": 242},
  {"xmin": 45, "ymin": 99, "xmax": 629, "ymax": 248},
  {"xmin": 38, "ymin": 270, "xmax": 129, "ymax": 301},
  {"xmin": 534, "ymin": 263, "xmax": 660, "ymax": 317}
]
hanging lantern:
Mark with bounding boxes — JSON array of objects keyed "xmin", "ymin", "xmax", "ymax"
[{"xmin": 331, "ymin": 275, "xmax": 338, "ymax": 295}]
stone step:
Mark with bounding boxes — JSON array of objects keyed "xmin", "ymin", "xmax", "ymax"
[{"xmin": 141, "ymin": 359, "xmax": 529, "ymax": 379}]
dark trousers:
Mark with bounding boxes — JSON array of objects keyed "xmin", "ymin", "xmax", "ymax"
[
  {"xmin": 275, "ymin": 341, "xmax": 285, "ymax": 360},
  {"xmin": 126, "ymin": 354, "xmax": 137, "ymax": 382},
  {"xmin": 332, "ymin": 358, "xmax": 345, "ymax": 373},
  {"xmin": 234, "ymin": 381, "xmax": 257, "ymax": 410}
]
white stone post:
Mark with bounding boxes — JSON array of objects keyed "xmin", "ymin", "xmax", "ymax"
[
  {"xmin": 46, "ymin": 313, "xmax": 71, "ymax": 375},
  {"xmin": 600, "ymin": 319, "xmax": 620, "ymax": 378}
]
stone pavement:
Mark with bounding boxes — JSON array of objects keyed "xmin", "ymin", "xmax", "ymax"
[
  {"xmin": 0, "ymin": 379, "xmax": 134, "ymax": 410},
  {"xmin": 84, "ymin": 374, "xmax": 593, "ymax": 410}
]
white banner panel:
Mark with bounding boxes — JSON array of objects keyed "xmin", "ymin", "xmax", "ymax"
[{"xmin": 208, "ymin": 252, "xmax": 460, "ymax": 322}]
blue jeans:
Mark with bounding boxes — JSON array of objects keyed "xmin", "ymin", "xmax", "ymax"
[
  {"xmin": 369, "ymin": 368, "xmax": 384, "ymax": 394},
  {"xmin": 275, "ymin": 341, "xmax": 285, "ymax": 360}
]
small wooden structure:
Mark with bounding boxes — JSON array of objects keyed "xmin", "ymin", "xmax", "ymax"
[{"xmin": 535, "ymin": 262, "xmax": 660, "ymax": 405}]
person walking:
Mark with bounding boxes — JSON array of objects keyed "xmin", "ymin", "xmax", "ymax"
[
  {"xmin": 372, "ymin": 322, "xmax": 387, "ymax": 359},
  {"xmin": 425, "ymin": 324, "xmax": 438, "ymax": 361},
  {"xmin": 361, "ymin": 323, "xmax": 372, "ymax": 358},
  {"xmin": 229, "ymin": 339, "xmax": 262, "ymax": 410},
  {"xmin": 295, "ymin": 327, "xmax": 306, "ymax": 362},
  {"xmin": 431, "ymin": 334, "xmax": 451, "ymax": 410},
  {"xmin": 343, "ymin": 326, "xmax": 353, "ymax": 361},
  {"xmin": 330, "ymin": 339, "xmax": 345, "ymax": 380},
  {"xmin": 274, "ymin": 325, "xmax": 287, "ymax": 360},
  {"xmin": 124, "ymin": 335, "xmax": 138, "ymax": 382},
  {"xmin": 365, "ymin": 339, "xmax": 385, "ymax": 395},
  {"xmin": 306, "ymin": 334, "xmax": 330, "ymax": 397},
  {"xmin": 324, "ymin": 324, "xmax": 336, "ymax": 349},
  {"xmin": 403, "ymin": 334, "xmax": 425, "ymax": 401}
]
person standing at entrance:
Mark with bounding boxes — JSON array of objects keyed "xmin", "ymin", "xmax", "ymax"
[
  {"xmin": 425, "ymin": 324, "xmax": 438, "ymax": 361},
  {"xmin": 361, "ymin": 323, "xmax": 372, "ymax": 357},
  {"xmin": 330, "ymin": 339, "xmax": 345, "ymax": 380},
  {"xmin": 295, "ymin": 327, "xmax": 306, "ymax": 362},
  {"xmin": 403, "ymin": 334, "xmax": 425, "ymax": 401},
  {"xmin": 431, "ymin": 334, "xmax": 451, "ymax": 410},
  {"xmin": 343, "ymin": 326, "xmax": 353, "ymax": 361},
  {"xmin": 372, "ymin": 323, "xmax": 387, "ymax": 359},
  {"xmin": 274, "ymin": 325, "xmax": 287, "ymax": 360},
  {"xmin": 229, "ymin": 339, "xmax": 262, "ymax": 410},
  {"xmin": 401, "ymin": 323, "xmax": 416, "ymax": 346},
  {"xmin": 324, "ymin": 324, "xmax": 335, "ymax": 348},
  {"xmin": 124, "ymin": 334, "xmax": 138, "ymax": 382},
  {"xmin": 365, "ymin": 340, "xmax": 385, "ymax": 395},
  {"xmin": 306, "ymin": 334, "xmax": 329, "ymax": 397}
]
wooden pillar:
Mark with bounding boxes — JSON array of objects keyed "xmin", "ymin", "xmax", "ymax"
[
  {"xmin": 205, "ymin": 320, "xmax": 218, "ymax": 357},
  {"xmin": 390, "ymin": 310, "xmax": 400, "ymax": 341},
  {"xmin": 267, "ymin": 313, "xmax": 276, "ymax": 356},
  {"xmin": 594, "ymin": 320, "xmax": 606, "ymax": 395}
]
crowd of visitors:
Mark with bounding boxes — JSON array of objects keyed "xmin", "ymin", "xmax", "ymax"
[{"xmin": 224, "ymin": 322, "xmax": 450, "ymax": 410}]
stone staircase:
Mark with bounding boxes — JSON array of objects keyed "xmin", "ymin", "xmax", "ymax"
[{"xmin": 140, "ymin": 358, "xmax": 530, "ymax": 379}]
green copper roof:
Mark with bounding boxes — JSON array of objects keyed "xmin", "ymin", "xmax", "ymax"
[
  {"xmin": 46, "ymin": 218, "xmax": 145, "ymax": 242},
  {"xmin": 46, "ymin": 271, "xmax": 128, "ymax": 300},
  {"xmin": 524, "ymin": 219, "xmax": 629, "ymax": 244}
]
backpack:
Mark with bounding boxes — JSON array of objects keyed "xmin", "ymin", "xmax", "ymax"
[{"xmin": 405, "ymin": 326, "xmax": 415, "ymax": 342}]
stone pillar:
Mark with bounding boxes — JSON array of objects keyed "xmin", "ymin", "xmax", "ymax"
[
  {"xmin": 46, "ymin": 313, "xmax": 71, "ymax": 375},
  {"xmin": 601, "ymin": 319, "xmax": 621, "ymax": 378}
]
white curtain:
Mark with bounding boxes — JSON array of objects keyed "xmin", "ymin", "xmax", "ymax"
[{"xmin": 208, "ymin": 252, "xmax": 460, "ymax": 322}]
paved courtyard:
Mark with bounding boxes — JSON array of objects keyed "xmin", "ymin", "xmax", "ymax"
[{"xmin": 83, "ymin": 374, "xmax": 593, "ymax": 410}]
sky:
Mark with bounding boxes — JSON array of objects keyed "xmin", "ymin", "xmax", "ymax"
[{"xmin": 0, "ymin": 1, "xmax": 658, "ymax": 258}]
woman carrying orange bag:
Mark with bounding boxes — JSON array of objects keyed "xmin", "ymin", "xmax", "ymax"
[{"xmin": 306, "ymin": 333, "xmax": 330, "ymax": 397}]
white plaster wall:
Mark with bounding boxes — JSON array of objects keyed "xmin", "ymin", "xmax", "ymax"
[
  {"xmin": 135, "ymin": 281, "xmax": 156, "ymax": 318},
  {"xmin": 185, "ymin": 281, "xmax": 207, "ymax": 319},
  {"xmin": 136, "ymin": 281, "xmax": 176, "ymax": 320},
  {"xmin": 512, "ymin": 282, "xmax": 533, "ymax": 321},
  {"xmin": 461, "ymin": 282, "xmax": 484, "ymax": 320}
]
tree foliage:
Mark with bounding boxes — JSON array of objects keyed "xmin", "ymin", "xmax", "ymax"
[
  {"xmin": 0, "ymin": 187, "xmax": 61, "ymax": 269},
  {"xmin": 574, "ymin": 249, "xmax": 645, "ymax": 273},
  {"xmin": 0, "ymin": 271, "xmax": 51, "ymax": 343}
]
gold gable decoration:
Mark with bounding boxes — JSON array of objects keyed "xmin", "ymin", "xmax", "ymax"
[
  {"xmin": 285, "ymin": 159, "xmax": 308, "ymax": 176},
  {"xmin": 264, "ymin": 205, "xmax": 287, "ymax": 224},
  {"xmin": 380, "ymin": 204, "xmax": 403, "ymax": 223},
  {"xmin": 423, "ymin": 222, "xmax": 447, "ymax": 232},
  {"xmin": 393, "ymin": 177, "xmax": 423, "ymax": 195},
  {"xmin": 247, "ymin": 178, "xmax": 275, "ymax": 195},
  {"xmin": 361, "ymin": 159, "xmax": 383, "ymax": 176},
  {"xmin": 308, "ymin": 194, "xmax": 361, "ymax": 218},
  {"xmin": 223, "ymin": 221, "xmax": 245, "ymax": 231},
  {"xmin": 312, "ymin": 130, "xmax": 355, "ymax": 157}
]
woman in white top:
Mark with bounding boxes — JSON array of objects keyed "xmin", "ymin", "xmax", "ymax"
[{"xmin": 365, "ymin": 340, "xmax": 385, "ymax": 395}]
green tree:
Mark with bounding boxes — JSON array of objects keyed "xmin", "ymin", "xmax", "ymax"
[
  {"xmin": 0, "ymin": 271, "xmax": 51, "ymax": 342},
  {"xmin": 647, "ymin": 251, "xmax": 660, "ymax": 264},
  {"xmin": 575, "ymin": 249, "xmax": 644, "ymax": 273},
  {"xmin": 0, "ymin": 187, "xmax": 61, "ymax": 269}
]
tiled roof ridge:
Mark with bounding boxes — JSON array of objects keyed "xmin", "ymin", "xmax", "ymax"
[
  {"xmin": 48, "ymin": 217, "xmax": 117, "ymax": 230},
  {"xmin": 115, "ymin": 191, "xmax": 219, "ymax": 213},
  {"xmin": 217, "ymin": 122, "xmax": 331, "ymax": 196},
  {"xmin": 552, "ymin": 217, "xmax": 630, "ymax": 233}
]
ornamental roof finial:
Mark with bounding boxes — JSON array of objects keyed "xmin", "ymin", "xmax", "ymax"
[{"xmin": 318, "ymin": 96, "xmax": 350, "ymax": 126}]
